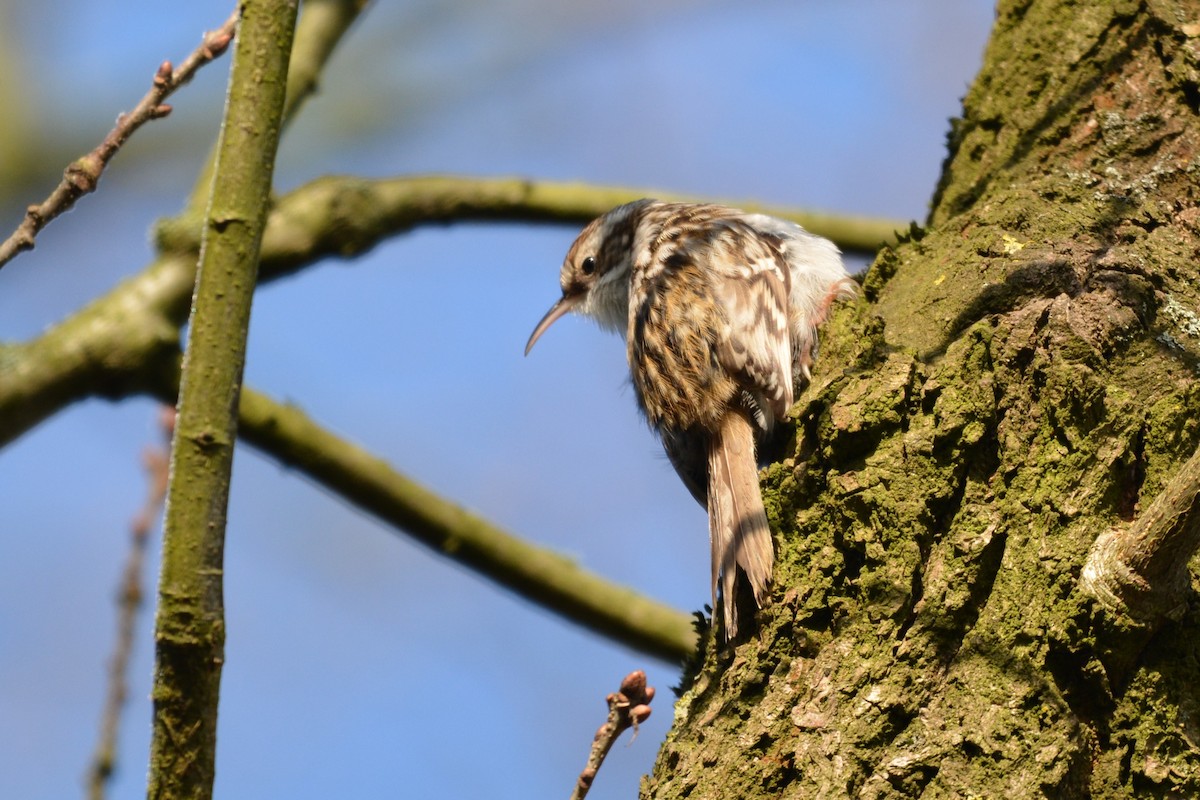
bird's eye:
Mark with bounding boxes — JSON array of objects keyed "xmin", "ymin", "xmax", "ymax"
[{"xmin": 581, "ymin": 256, "xmax": 596, "ymax": 275}]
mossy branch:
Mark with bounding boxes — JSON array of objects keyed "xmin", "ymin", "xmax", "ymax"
[
  {"xmin": 159, "ymin": 174, "xmax": 905, "ymax": 266},
  {"xmin": 0, "ymin": 176, "xmax": 899, "ymax": 452},
  {"xmin": 183, "ymin": 0, "xmax": 368, "ymax": 212},
  {"xmin": 139, "ymin": 357, "xmax": 696, "ymax": 659},
  {"xmin": 280, "ymin": 0, "xmax": 368, "ymax": 124},
  {"xmin": 0, "ymin": 0, "xmax": 370, "ymax": 451},
  {"xmin": 0, "ymin": 174, "xmax": 863, "ymax": 663},
  {"xmin": 1081, "ymin": 446, "xmax": 1200, "ymax": 624},
  {"xmin": 147, "ymin": 3, "xmax": 297, "ymax": 798},
  {"xmin": 225, "ymin": 379, "xmax": 695, "ymax": 661},
  {"xmin": 0, "ymin": 167, "xmax": 883, "ymax": 662}
]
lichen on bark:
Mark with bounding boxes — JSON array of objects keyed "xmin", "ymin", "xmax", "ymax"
[{"xmin": 644, "ymin": 1, "xmax": 1200, "ymax": 797}]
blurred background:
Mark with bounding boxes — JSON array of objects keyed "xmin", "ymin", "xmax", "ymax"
[{"xmin": 0, "ymin": 2, "xmax": 995, "ymax": 797}]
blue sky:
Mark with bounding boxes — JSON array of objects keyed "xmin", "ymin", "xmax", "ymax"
[{"xmin": 0, "ymin": 2, "xmax": 995, "ymax": 797}]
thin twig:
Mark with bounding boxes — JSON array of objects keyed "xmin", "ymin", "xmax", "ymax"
[
  {"xmin": 0, "ymin": 9, "xmax": 238, "ymax": 271},
  {"xmin": 570, "ymin": 671, "xmax": 656, "ymax": 800},
  {"xmin": 85, "ymin": 406, "xmax": 174, "ymax": 800}
]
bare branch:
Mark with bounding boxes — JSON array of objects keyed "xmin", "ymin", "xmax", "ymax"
[
  {"xmin": 86, "ymin": 407, "xmax": 173, "ymax": 800},
  {"xmin": 0, "ymin": 10, "xmax": 239, "ymax": 271},
  {"xmin": 570, "ymin": 670, "xmax": 656, "ymax": 800}
]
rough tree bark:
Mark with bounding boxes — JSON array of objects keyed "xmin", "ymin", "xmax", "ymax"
[{"xmin": 643, "ymin": 1, "xmax": 1200, "ymax": 797}]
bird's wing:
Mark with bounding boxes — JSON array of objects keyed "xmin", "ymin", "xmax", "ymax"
[
  {"xmin": 694, "ymin": 217, "xmax": 796, "ymax": 423},
  {"xmin": 740, "ymin": 213, "xmax": 853, "ymax": 381}
]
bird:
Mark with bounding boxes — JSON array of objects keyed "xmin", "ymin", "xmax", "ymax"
[{"xmin": 525, "ymin": 199, "xmax": 853, "ymax": 639}]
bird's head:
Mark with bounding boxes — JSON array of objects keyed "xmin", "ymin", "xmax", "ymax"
[{"xmin": 525, "ymin": 199, "xmax": 655, "ymax": 354}]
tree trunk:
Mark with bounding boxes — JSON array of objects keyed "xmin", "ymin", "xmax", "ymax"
[{"xmin": 643, "ymin": 1, "xmax": 1200, "ymax": 797}]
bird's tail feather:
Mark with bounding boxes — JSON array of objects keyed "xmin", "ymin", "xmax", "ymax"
[{"xmin": 708, "ymin": 410, "xmax": 774, "ymax": 639}]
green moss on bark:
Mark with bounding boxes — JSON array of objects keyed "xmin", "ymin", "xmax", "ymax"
[{"xmin": 644, "ymin": 1, "xmax": 1200, "ymax": 797}]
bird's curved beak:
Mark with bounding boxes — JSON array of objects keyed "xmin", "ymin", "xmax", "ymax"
[{"xmin": 525, "ymin": 293, "xmax": 582, "ymax": 355}]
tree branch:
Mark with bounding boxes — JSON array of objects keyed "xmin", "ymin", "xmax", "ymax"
[
  {"xmin": 0, "ymin": 171, "xmax": 886, "ymax": 663},
  {"xmin": 147, "ymin": 2, "xmax": 297, "ymax": 798},
  {"xmin": 183, "ymin": 0, "xmax": 368, "ymax": 212},
  {"xmin": 158, "ymin": 174, "xmax": 906, "ymax": 267},
  {"xmin": 0, "ymin": 10, "xmax": 237, "ymax": 271},
  {"xmin": 281, "ymin": 0, "xmax": 369, "ymax": 125},
  {"xmin": 0, "ymin": 175, "xmax": 900, "ymax": 452},
  {"xmin": 133, "ymin": 345, "xmax": 696, "ymax": 659},
  {"xmin": 0, "ymin": 0, "xmax": 372, "ymax": 451},
  {"xmin": 1076, "ymin": 439, "xmax": 1200, "ymax": 692},
  {"xmin": 228, "ymin": 383, "xmax": 697, "ymax": 661},
  {"xmin": 0, "ymin": 172, "xmax": 897, "ymax": 666},
  {"xmin": 1081, "ymin": 446, "xmax": 1200, "ymax": 623},
  {"xmin": 86, "ymin": 407, "xmax": 173, "ymax": 800},
  {"xmin": 569, "ymin": 671, "xmax": 656, "ymax": 800}
]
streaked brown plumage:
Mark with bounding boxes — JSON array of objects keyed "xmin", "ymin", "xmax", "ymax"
[{"xmin": 527, "ymin": 200, "xmax": 853, "ymax": 639}]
